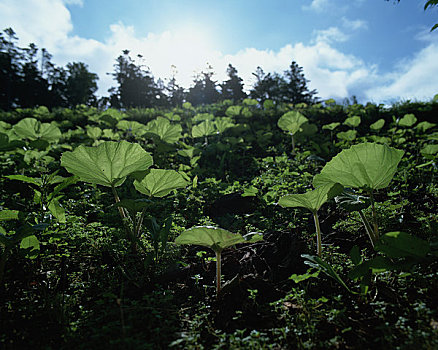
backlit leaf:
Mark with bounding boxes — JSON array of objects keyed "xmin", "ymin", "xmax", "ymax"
[{"xmin": 61, "ymin": 141, "xmax": 153, "ymax": 187}]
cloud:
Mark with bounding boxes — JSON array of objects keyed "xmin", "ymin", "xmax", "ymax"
[
  {"xmin": 341, "ymin": 17, "xmax": 368, "ymax": 31},
  {"xmin": 314, "ymin": 27, "xmax": 350, "ymax": 43},
  {"xmin": 0, "ymin": 0, "xmax": 436, "ymax": 103},
  {"xmin": 302, "ymin": 0, "xmax": 330, "ymax": 13},
  {"xmin": 365, "ymin": 42, "xmax": 438, "ymax": 102}
]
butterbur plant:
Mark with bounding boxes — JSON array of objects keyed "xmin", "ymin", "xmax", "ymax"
[
  {"xmin": 174, "ymin": 226, "xmax": 263, "ymax": 296},
  {"xmin": 278, "ymin": 183, "xmax": 343, "ymax": 256},
  {"xmin": 61, "ymin": 140, "xmax": 188, "ymax": 254},
  {"xmin": 277, "ymin": 111, "xmax": 308, "ymax": 154},
  {"xmin": 313, "ymin": 142, "xmax": 404, "ymax": 246}
]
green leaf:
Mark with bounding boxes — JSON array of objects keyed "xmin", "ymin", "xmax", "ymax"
[
  {"xmin": 278, "ymin": 183, "xmax": 343, "ymax": 213},
  {"xmin": 61, "ymin": 141, "xmax": 153, "ymax": 187},
  {"xmin": 0, "ymin": 210, "xmax": 21, "ymax": 221},
  {"xmin": 337, "ymin": 130, "xmax": 357, "ymax": 141},
  {"xmin": 370, "ymin": 119, "xmax": 385, "ymax": 131},
  {"xmin": 335, "ymin": 190, "xmax": 371, "ymax": 212},
  {"xmin": 214, "ymin": 117, "xmax": 235, "ymax": 133},
  {"xmin": 398, "ymin": 114, "xmax": 417, "ymax": 127},
  {"xmin": 277, "ymin": 111, "xmax": 308, "ymax": 135},
  {"xmin": 302, "ymin": 254, "xmax": 354, "ymax": 293},
  {"xmin": 86, "ymin": 126, "xmax": 102, "ymax": 139},
  {"xmin": 117, "ymin": 120, "xmax": 147, "ymax": 135},
  {"xmin": 134, "ymin": 169, "xmax": 189, "ymax": 197},
  {"xmin": 344, "ymin": 116, "xmax": 361, "ymax": 128},
  {"xmin": 48, "ymin": 199, "xmax": 66, "ymax": 223},
  {"xmin": 192, "ymin": 120, "xmax": 216, "ymax": 138},
  {"xmin": 289, "ymin": 269, "xmax": 320, "ymax": 283},
  {"xmin": 322, "ymin": 122, "xmax": 340, "ymax": 131},
  {"xmin": 13, "ymin": 118, "xmax": 61, "ymax": 142},
  {"xmin": 416, "ymin": 121, "xmax": 435, "ymax": 132},
  {"xmin": 145, "ymin": 117, "xmax": 182, "ymax": 143},
  {"xmin": 0, "ymin": 132, "xmax": 24, "ymax": 151},
  {"xmin": 375, "ymin": 232, "xmax": 430, "ymax": 259},
  {"xmin": 4, "ymin": 175, "xmax": 42, "ymax": 187},
  {"xmin": 349, "ymin": 245, "xmax": 362, "ymax": 266},
  {"xmin": 174, "ymin": 226, "xmax": 262, "ymax": 253},
  {"xmin": 313, "ymin": 143, "xmax": 404, "ymax": 191},
  {"xmin": 20, "ymin": 235, "xmax": 40, "ymax": 259}
]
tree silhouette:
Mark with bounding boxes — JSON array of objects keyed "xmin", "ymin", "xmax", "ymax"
[
  {"xmin": 65, "ymin": 62, "xmax": 98, "ymax": 107},
  {"xmin": 186, "ymin": 64, "xmax": 220, "ymax": 106},
  {"xmin": 250, "ymin": 61, "xmax": 317, "ymax": 104},
  {"xmin": 110, "ymin": 50, "xmax": 160, "ymax": 108},
  {"xmin": 220, "ymin": 64, "xmax": 247, "ymax": 102}
]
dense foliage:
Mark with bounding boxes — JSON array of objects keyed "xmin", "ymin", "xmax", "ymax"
[{"xmin": 1, "ymin": 97, "xmax": 437, "ymax": 349}]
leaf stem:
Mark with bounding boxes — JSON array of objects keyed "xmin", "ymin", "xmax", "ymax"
[
  {"xmin": 369, "ymin": 191, "xmax": 379, "ymax": 240},
  {"xmin": 313, "ymin": 212, "xmax": 322, "ymax": 257},
  {"xmin": 358, "ymin": 210, "xmax": 377, "ymax": 247},
  {"xmin": 215, "ymin": 251, "xmax": 222, "ymax": 296}
]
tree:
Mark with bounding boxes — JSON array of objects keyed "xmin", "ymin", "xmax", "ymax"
[
  {"xmin": 166, "ymin": 65, "xmax": 186, "ymax": 106},
  {"xmin": 220, "ymin": 64, "xmax": 247, "ymax": 102},
  {"xmin": 250, "ymin": 61, "xmax": 318, "ymax": 104},
  {"xmin": 110, "ymin": 50, "xmax": 160, "ymax": 108},
  {"xmin": 64, "ymin": 62, "xmax": 98, "ymax": 107},
  {"xmin": 281, "ymin": 61, "xmax": 317, "ymax": 104},
  {"xmin": 186, "ymin": 64, "xmax": 220, "ymax": 106},
  {"xmin": 0, "ymin": 28, "xmax": 20, "ymax": 110},
  {"xmin": 250, "ymin": 66, "xmax": 286, "ymax": 103}
]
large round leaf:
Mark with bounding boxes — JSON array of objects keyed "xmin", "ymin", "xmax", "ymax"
[
  {"xmin": 277, "ymin": 111, "xmax": 308, "ymax": 135},
  {"xmin": 174, "ymin": 226, "xmax": 262, "ymax": 253},
  {"xmin": 133, "ymin": 169, "xmax": 188, "ymax": 197},
  {"xmin": 192, "ymin": 120, "xmax": 216, "ymax": 138},
  {"xmin": 278, "ymin": 183, "xmax": 343, "ymax": 213},
  {"xmin": 145, "ymin": 117, "xmax": 182, "ymax": 143},
  {"xmin": 61, "ymin": 141, "xmax": 153, "ymax": 187},
  {"xmin": 313, "ymin": 143, "xmax": 404, "ymax": 191},
  {"xmin": 13, "ymin": 118, "xmax": 61, "ymax": 142}
]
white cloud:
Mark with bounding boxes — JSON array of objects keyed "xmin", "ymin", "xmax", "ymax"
[
  {"xmin": 314, "ymin": 27, "xmax": 350, "ymax": 43},
  {"xmin": 341, "ymin": 17, "xmax": 368, "ymax": 31},
  {"xmin": 365, "ymin": 42, "xmax": 438, "ymax": 102},
  {"xmin": 62, "ymin": 0, "xmax": 83, "ymax": 6},
  {"xmin": 0, "ymin": 0, "xmax": 436, "ymax": 103},
  {"xmin": 302, "ymin": 0, "xmax": 330, "ymax": 13}
]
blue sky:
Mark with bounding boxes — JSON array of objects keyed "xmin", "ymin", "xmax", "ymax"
[{"xmin": 1, "ymin": 0, "xmax": 437, "ymax": 103}]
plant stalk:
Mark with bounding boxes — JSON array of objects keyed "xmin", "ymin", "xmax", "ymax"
[
  {"xmin": 215, "ymin": 251, "xmax": 222, "ymax": 296},
  {"xmin": 358, "ymin": 210, "xmax": 377, "ymax": 247},
  {"xmin": 313, "ymin": 212, "xmax": 322, "ymax": 257},
  {"xmin": 369, "ymin": 191, "xmax": 379, "ymax": 240},
  {"xmin": 291, "ymin": 134, "xmax": 296, "ymax": 154}
]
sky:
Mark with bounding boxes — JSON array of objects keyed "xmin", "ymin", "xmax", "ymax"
[{"xmin": 1, "ymin": 0, "xmax": 437, "ymax": 104}]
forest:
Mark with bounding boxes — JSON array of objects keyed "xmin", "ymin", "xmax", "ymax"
[{"xmin": 1, "ymin": 22, "xmax": 438, "ymax": 349}]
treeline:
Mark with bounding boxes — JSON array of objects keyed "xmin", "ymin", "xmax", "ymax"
[{"xmin": 1, "ymin": 28, "xmax": 317, "ymax": 111}]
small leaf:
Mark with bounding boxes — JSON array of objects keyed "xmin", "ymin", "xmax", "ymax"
[
  {"xmin": 375, "ymin": 232, "xmax": 430, "ymax": 259},
  {"xmin": 4, "ymin": 175, "xmax": 42, "ymax": 187},
  {"xmin": 370, "ymin": 119, "xmax": 385, "ymax": 131},
  {"xmin": 278, "ymin": 183, "xmax": 343, "ymax": 213},
  {"xmin": 174, "ymin": 226, "xmax": 262, "ymax": 253},
  {"xmin": 344, "ymin": 116, "xmax": 361, "ymax": 128},
  {"xmin": 48, "ymin": 199, "xmax": 66, "ymax": 223},
  {"xmin": 277, "ymin": 111, "xmax": 308, "ymax": 135},
  {"xmin": 134, "ymin": 169, "xmax": 189, "ymax": 197},
  {"xmin": 20, "ymin": 235, "xmax": 40, "ymax": 259},
  {"xmin": 322, "ymin": 122, "xmax": 340, "ymax": 131},
  {"xmin": 398, "ymin": 114, "xmax": 417, "ymax": 127},
  {"xmin": 335, "ymin": 190, "xmax": 371, "ymax": 212}
]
